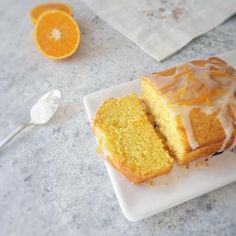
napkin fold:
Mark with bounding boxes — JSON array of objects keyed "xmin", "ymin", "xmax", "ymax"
[{"xmin": 83, "ymin": 0, "xmax": 236, "ymax": 61}]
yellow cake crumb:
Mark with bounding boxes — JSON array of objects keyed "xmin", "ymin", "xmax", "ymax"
[{"xmin": 92, "ymin": 94, "xmax": 173, "ymax": 183}]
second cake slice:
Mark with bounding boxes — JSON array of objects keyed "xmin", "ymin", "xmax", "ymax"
[{"xmin": 92, "ymin": 94, "xmax": 173, "ymax": 183}]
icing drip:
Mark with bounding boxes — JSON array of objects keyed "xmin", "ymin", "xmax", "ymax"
[
  {"xmin": 147, "ymin": 57, "xmax": 236, "ymax": 150},
  {"xmin": 217, "ymin": 106, "xmax": 234, "ymax": 151},
  {"xmin": 179, "ymin": 109, "xmax": 199, "ymax": 150},
  {"xmin": 229, "ymin": 135, "xmax": 236, "ymax": 150}
]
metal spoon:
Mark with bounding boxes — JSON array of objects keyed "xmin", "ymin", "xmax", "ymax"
[{"xmin": 0, "ymin": 90, "xmax": 61, "ymax": 150}]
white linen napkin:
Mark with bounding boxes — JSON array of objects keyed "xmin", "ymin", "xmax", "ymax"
[{"xmin": 83, "ymin": 0, "xmax": 236, "ymax": 61}]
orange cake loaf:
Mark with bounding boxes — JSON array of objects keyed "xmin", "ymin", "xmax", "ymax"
[
  {"xmin": 92, "ymin": 94, "xmax": 173, "ymax": 183},
  {"xmin": 141, "ymin": 57, "xmax": 236, "ymax": 164}
]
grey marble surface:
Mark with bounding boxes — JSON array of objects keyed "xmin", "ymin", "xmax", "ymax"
[{"xmin": 0, "ymin": 0, "xmax": 236, "ymax": 235}]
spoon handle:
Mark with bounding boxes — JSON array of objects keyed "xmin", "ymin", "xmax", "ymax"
[{"xmin": 0, "ymin": 122, "xmax": 32, "ymax": 150}]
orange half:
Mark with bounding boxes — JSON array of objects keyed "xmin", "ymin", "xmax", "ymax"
[
  {"xmin": 34, "ymin": 10, "xmax": 80, "ymax": 60},
  {"xmin": 30, "ymin": 2, "xmax": 73, "ymax": 24}
]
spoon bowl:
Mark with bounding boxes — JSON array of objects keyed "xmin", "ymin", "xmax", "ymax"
[{"xmin": 30, "ymin": 90, "xmax": 61, "ymax": 125}]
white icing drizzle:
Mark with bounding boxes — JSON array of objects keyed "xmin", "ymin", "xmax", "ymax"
[
  {"xmin": 147, "ymin": 58, "xmax": 236, "ymax": 150},
  {"xmin": 217, "ymin": 107, "xmax": 234, "ymax": 151},
  {"xmin": 178, "ymin": 108, "xmax": 199, "ymax": 149},
  {"xmin": 228, "ymin": 135, "xmax": 236, "ymax": 150}
]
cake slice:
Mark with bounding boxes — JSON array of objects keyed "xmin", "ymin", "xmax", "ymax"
[
  {"xmin": 92, "ymin": 94, "xmax": 173, "ymax": 183},
  {"xmin": 141, "ymin": 57, "xmax": 236, "ymax": 164}
]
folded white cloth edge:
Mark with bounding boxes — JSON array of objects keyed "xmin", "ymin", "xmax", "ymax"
[{"xmin": 83, "ymin": 0, "xmax": 236, "ymax": 61}]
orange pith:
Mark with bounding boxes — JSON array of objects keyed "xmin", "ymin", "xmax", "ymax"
[
  {"xmin": 30, "ymin": 2, "xmax": 73, "ymax": 24},
  {"xmin": 34, "ymin": 10, "xmax": 80, "ymax": 59}
]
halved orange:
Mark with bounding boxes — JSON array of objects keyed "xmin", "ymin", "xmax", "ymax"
[
  {"xmin": 34, "ymin": 10, "xmax": 80, "ymax": 60},
  {"xmin": 30, "ymin": 2, "xmax": 73, "ymax": 24}
]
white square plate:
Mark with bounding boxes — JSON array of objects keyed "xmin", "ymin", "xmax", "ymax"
[{"xmin": 83, "ymin": 50, "xmax": 236, "ymax": 221}]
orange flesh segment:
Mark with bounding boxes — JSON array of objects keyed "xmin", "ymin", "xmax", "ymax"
[{"xmin": 34, "ymin": 10, "xmax": 80, "ymax": 59}]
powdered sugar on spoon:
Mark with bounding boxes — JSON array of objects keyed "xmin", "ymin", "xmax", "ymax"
[{"xmin": 0, "ymin": 90, "xmax": 61, "ymax": 150}]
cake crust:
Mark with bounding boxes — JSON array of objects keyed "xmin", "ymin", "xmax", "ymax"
[{"xmin": 107, "ymin": 155, "xmax": 173, "ymax": 183}]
